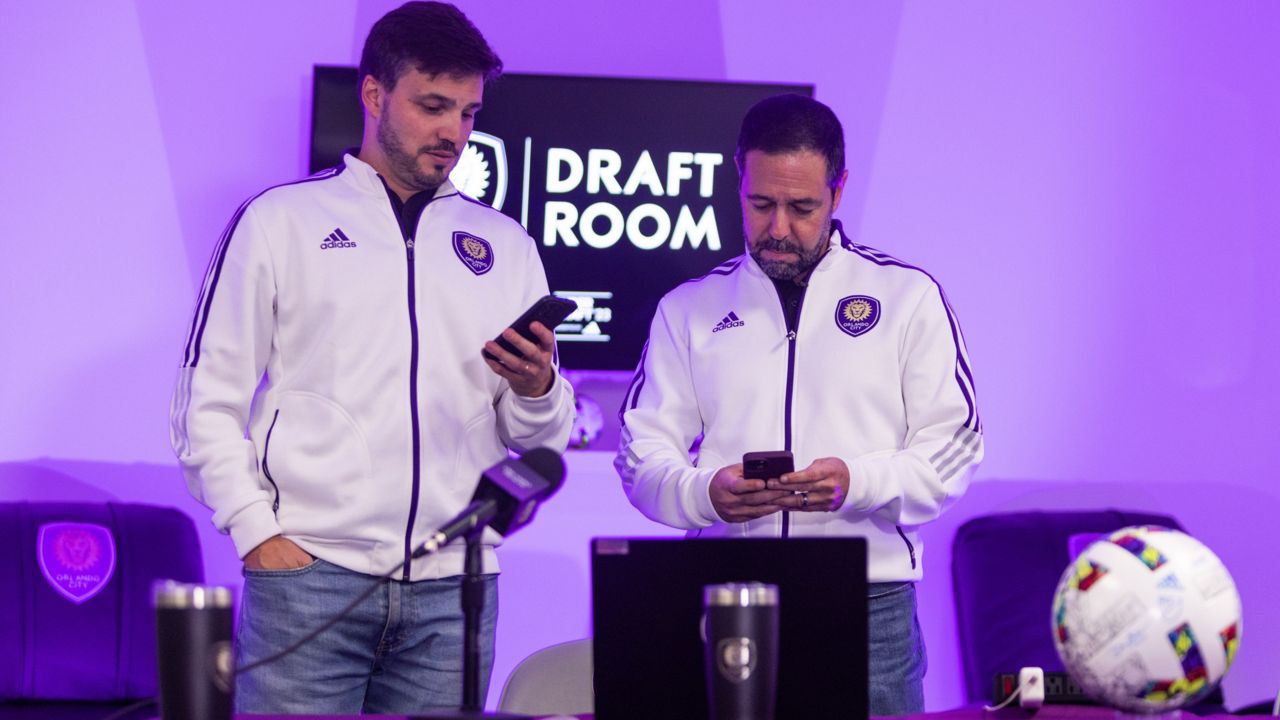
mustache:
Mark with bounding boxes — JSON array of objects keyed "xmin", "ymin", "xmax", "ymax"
[
  {"xmin": 419, "ymin": 141, "xmax": 458, "ymax": 157},
  {"xmin": 755, "ymin": 237, "xmax": 802, "ymax": 254}
]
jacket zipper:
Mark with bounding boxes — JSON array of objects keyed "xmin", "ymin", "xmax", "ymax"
[
  {"xmin": 896, "ymin": 526, "xmax": 917, "ymax": 569},
  {"xmin": 777, "ymin": 287, "xmax": 805, "ymax": 540},
  {"xmin": 383, "ymin": 186, "xmax": 426, "ymax": 582},
  {"xmin": 402, "ymin": 233, "xmax": 422, "ymax": 580},
  {"xmin": 262, "ymin": 409, "xmax": 281, "ymax": 513}
]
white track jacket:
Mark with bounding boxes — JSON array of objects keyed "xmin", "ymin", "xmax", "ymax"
[
  {"xmin": 171, "ymin": 154, "xmax": 574, "ymax": 581},
  {"xmin": 616, "ymin": 225, "xmax": 982, "ymax": 582}
]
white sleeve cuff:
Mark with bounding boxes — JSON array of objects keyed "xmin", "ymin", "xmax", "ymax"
[
  {"xmin": 694, "ymin": 469, "xmax": 720, "ymax": 525},
  {"xmin": 226, "ymin": 500, "xmax": 283, "ymax": 559}
]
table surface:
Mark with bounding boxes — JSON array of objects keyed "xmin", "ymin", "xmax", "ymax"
[
  {"xmin": 21, "ymin": 689, "xmax": 1197, "ymax": 720},
  {"xmin": 236, "ymin": 706, "xmax": 1238, "ymax": 720}
]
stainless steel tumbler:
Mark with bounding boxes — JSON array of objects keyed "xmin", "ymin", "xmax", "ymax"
[
  {"xmin": 154, "ymin": 581, "xmax": 234, "ymax": 720},
  {"xmin": 703, "ymin": 582, "xmax": 779, "ymax": 720}
]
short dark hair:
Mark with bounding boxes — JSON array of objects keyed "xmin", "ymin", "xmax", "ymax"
[
  {"xmin": 735, "ymin": 94, "xmax": 845, "ymax": 189},
  {"xmin": 359, "ymin": 1, "xmax": 503, "ymax": 91}
]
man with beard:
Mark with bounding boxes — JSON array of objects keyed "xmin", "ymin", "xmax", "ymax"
[
  {"xmin": 616, "ymin": 94, "xmax": 983, "ymax": 715},
  {"xmin": 170, "ymin": 3, "xmax": 573, "ymax": 714}
]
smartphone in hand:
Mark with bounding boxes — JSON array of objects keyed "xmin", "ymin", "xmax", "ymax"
[
  {"xmin": 742, "ymin": 451, "xmax": 794, "ymax": 480},
  {"xmin": 482, "ymin": 294, "xmax": 577, "ymax": 363}
]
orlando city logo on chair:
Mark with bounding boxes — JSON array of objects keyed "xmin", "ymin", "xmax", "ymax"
[{"xmin": 38, "ymin": 522, "xmax": 117, "ymax": 604}]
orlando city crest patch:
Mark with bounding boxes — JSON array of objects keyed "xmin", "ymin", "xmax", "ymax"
[
  {"xmin": 38, "ymin": 522, "xmax": 117, "ymax": 604},
  {"xmin": 453, "ymin": 232, "xmax": 494, "ymax": 275},
  {"xmin": 835, "ymin": 295, "xmax": 881, "ymax": 337}
]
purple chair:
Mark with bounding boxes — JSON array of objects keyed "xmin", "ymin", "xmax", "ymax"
[
  {"xmin": 949, "ymin": 509, "xmax": 1226, "ymax": 711},
  {"xmin": 0, "ymin": 502, "xmax": 203, "ymax": 718}
]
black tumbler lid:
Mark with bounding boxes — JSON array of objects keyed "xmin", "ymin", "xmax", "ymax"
[
  {"xmin": 153, "ymin": 580, "xmax": 233, "ymax": 609},
  {"xmin": 704, "ymin": 582, "xmax": 779, "ymax": 607}
]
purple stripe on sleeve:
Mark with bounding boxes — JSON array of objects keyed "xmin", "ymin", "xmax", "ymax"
[
  {"xmin": 181, "ymin": 203, "xmax": 247, "ymax": 367},
  {"xmin": 617, "ymin": 341, "xmax": 650, "ymax": 426},
  {"xmin": 629, "ymin": 373, "xmax": 647, "ymax": 413},
  {"xmin": 183, "ymin": 204, "xmax": 250, "ymax": 367},
  {"xmin": 842, "ymin": 243, "xmax": 981, "ymax": 433},
  {"xmin": 940, "ymin": 453, "xmax": 976, "ymax": 484},
  {"xmin": 937, "ymin": 294, "xmax": 979, "ymax": 427},
  {"xmin": 937, "ymin": 289, "xmax": 977, "ymax": 391},
  {"xmin": 683, "ymin": 257, "xmax": 742, "ymax": 285},
  {"xmin": 935, "ymin": 427, "xmax": 981, "ymax": 477},
  {"xmin": 183, "ymin": 164, "xmax": 344, "ymax": 366},
  {"xmin": 627, "ymin": 343, "xmax": 650, "ymax": 411},
  {"xmin": 929, "ymin": 428, "xmax": 966, "ymax": 463},
  {"xmin": 849, "ymin": 242, "xmax": 894, "ymax": 261},
  {"xmin": 181, "ymin": 166, "xmax": 342, "ymax": 368},
  {"xmin": 620, "ymin": 257, "xmax": 741, "ymax": 427}
]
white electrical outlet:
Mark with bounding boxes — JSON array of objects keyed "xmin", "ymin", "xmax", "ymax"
[{"xmin": 1019, "ymin": 667, "xmax": 1045, "ymax": 709}]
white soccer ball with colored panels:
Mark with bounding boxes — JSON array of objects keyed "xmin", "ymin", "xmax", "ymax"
[{"xmin": 1051, "ymin": 526, "xmax": 1242, "ymax": 713}]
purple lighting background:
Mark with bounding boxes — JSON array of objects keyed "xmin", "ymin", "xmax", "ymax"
[{"xmin": 2, "ymin": 1, "xmax": 1277, "ymax": 709}]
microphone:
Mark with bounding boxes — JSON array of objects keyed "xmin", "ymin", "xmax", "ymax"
[
  {"xmin": 235, "ymin": 448, "xmax": 566, "ymax": 680},
  {"xmin": 413, "ymin": 447, "xmax": 566, "ymax": 558}
]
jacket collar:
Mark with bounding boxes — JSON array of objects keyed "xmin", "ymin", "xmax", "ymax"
[
  {"xmin": 342, "ymin": 152, "xmax": 459, "ymax": 200},
  {"xmin": 741, "ymin": 218, "xmax": 847, "ymax": 282}
]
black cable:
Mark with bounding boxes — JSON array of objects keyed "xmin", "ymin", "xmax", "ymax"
[
  {"xmin": 234, "ymin": 554, "xmax": 408, "ymax": 676},
  {"xmin": 236, "ymin": 451, "xmax": 560, "ymax": 676},
  {"xmin": 95, "ymin": 557, "xmax": 415, "ymax": 719},
  {"xmin": 100, "ymin": 697, "xmax": 156, "ymax": 720}
]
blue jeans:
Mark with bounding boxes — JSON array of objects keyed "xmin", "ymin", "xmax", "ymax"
[
  {"xmin": 235, "ymin": 558, "xmax": 497, "ymax": 714},
  {"xmin": 867, "ymin": 581, "xmax": 927, "ymax": 716}
]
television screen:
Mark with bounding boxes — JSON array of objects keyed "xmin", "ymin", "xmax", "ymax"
[{"xmin": 311, "ymin": 68, "xmax": 812, "ymax": 370}]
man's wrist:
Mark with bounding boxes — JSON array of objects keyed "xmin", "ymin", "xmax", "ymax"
[
  {"xmin": 696, "ymin": 469, "xmax": 721, "ymax": 525},
  {"xmin": 515, "ymin": 373, "xmax": 559, "ymax": 402},
  {"xmin": 229, "ymin": 502, "xmax": 285, "ymax": 560},
  {"xmin": 521, "ymin": 372, "xmax": 555, "ymax": 398}
]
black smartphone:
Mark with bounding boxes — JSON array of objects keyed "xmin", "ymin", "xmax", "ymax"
[
  {"xmin": 482, "ymin": 294, "xmax": 578, "ymax": 362},
  {"xmin": 742, "ymin": 450, "xmax": 794, "ymax": 480}
]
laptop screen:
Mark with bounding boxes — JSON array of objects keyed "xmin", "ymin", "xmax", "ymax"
[{"xmin": 591, "ymin": 537, "xmax": 868, "ymax": 720}]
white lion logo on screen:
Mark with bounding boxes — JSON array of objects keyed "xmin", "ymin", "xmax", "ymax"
[
  {"xmin": 447, "ymin": 132, "xmax": 508, "ymax": 210},
  {"xmin": 450, "ymin": 143, "xmax": 490, "ymax": 199}
]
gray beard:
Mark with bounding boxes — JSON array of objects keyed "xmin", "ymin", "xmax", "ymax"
[{"xmin": 750, "ymin": 226, "xmax": 831, "ymax": 282}]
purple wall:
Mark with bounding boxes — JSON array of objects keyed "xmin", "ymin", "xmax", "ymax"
[{"xmin": 2, "ymin": 1, "xmax": 1276, "ymax": 710}]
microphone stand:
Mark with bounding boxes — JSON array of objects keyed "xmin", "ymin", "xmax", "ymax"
[
  {"xmin": 416, "ymin": 530, "xmax": 530, "ymax": 720},
  {"xmin": 461, "ymin": 529, "xmax": 485, "ymax": 713}
]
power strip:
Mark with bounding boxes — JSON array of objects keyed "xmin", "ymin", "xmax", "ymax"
[
  {"xmin": 993, "ymin": 671, "xmax": 1095, "ymax": 706},
  {"xmin": 1018, "ymin": 668, "xmax": 1044, "ymax": 709}
]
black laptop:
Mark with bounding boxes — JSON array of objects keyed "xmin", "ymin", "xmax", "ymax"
[{"xmin": 591, "ymin": 537, "xmax": 869, "ymax": 720}]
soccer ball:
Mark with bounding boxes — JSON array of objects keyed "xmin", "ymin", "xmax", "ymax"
[{"xmin": 1051, "ymin": 526, "xmax": 1242, "ymax": 713}]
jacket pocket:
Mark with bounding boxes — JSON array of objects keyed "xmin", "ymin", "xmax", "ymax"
[
  {"xmin": 896, "ymin": 525, "xmax": 917, "ymax": 570},
  {"xmin": 453, "ymin": 410, "xmax": 505, "ymax": 480},
  {"xmin": 264, "ymin": 392, "xmax": 372, "ymax": 532},
  {"xmin": 261, "ymin": 410, "xmax": 282, "ymax": 513}
]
